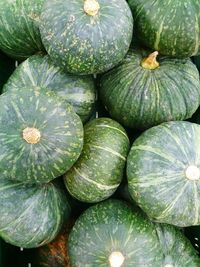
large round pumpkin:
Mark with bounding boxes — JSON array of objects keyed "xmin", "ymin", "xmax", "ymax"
[
  {"xmin": 64, "ymin": 118, "xmax": 130, "ymax": 203},
  {"xmin": 40, "ymin": 0, "xmax": 133, "ymax": 74},
  {"xmin": 68, "ymin": 199, "xmax": 200, "ymax": 267},
  {"xmin": 0, "ymin": 87, "xmax": 83, "ymax": 184},
  {"xmin": 0, "ymin": 178, "xmax": 70, "ymax": 248},
  {"xmin": 0, "ymin": 0, "xmax": 44, "ymax": 59},
  {"xmin": 100, "ymin": 49, "xmax": 200, "ymax": 130},
  {"xmin": 128, "ymin": 0, "xmax": 200, "ymax": 58},
  {"xmin": 127, "ymin": 121, "xmax": 200, "ymax": 227},
  {"xmin": 3, "ymin": 54, "xmax": 96, "ymax": 123}
]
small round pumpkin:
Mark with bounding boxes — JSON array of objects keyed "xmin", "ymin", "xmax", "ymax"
[{"xmin": 100, "ymin": 49, "xmax": 200, "ymax": 130}]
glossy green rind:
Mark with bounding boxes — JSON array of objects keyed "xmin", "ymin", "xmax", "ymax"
[
  {"xmin": 100, "ymin": 49, "xmax": 200, "ymax": 130},
  {"xmin": 128, "ymin": 0, "xmax": 200, "ymax": 58},
  {"xmin": 3, "ymin": 54, "xmax": 96, "ymax": 123},
  {"xmin": 0, "ymin": 0, "xmax": 44, "ymax": 59},
  {"xmin": 68, "ymin": 199, "xmax": 200, "ymax": 267},
  {"xmin": 127, "ymin": 121, "xmax": 200, "ymax": 227},
  {"xmin": 0, "ymin": 178, "xmax": 70, "ymax": 248},
  {"xmin": 0, "ymin": 87, "xmax": 83, "ymax": 184},
  {"xmin": 64, "ymin": 118, "xmax": 130, "ymax": 203},
  {"xmin": 40, "ymin": 0, "xmax": 133, "ymax": 74}
]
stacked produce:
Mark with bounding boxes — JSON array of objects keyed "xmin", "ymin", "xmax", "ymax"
[{"xmin": 0, "ymin": 0, "xmax": 200, "ymax": 266}]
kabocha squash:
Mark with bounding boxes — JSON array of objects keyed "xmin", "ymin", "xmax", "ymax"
[
  {"xmin": 36, "ymin": 219, "xmax": 74, "ymax": 267},
  {"xmin": 0, "ymin": 0, "xmax": 44, "ymax": 59},
  {"xmin": 127, "ymin": 121, "xmax": 200, "ymax": 227},
  {"xmin": 40, "ymin": 0, "xmax": 133, "ymax": 75},
  {"xmin": 0, "ymin": 178, "xmax": 70, "ymax": 248},
  {"xmin": 128, "ymin": 0, "xmax": 200, "ymax": 58},
  {"xmin": 3, "ymin": 54, "xmax": 96, "ymax": 123},
  {"xmin": 68, "ymin": 199, "xmax": 200, "ymax": 267},
  {"xmin": 100, "ymin": 49, "xmax": 200, "ymax": 130},
  {"xmin": 64, "ymin": 118, "xmax": 130, "ymax": 203},
  {"xmin": 0, "ymin": 87, "xmax": 83, "ymax": 184}
]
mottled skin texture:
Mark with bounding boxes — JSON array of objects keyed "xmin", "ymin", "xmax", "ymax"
[
  {"xmin": 0, "ymin": 87, "xmax": 83, "ymax": 184},
  {"xmin": 128, "ymin": 0, "xmax": 200, "ymax": 58},
  {"xmin": 68, "ymin": 199, "xmax": 200, "ymax": 267},
  {"xmin": 100, "ymin": 49, "xmax": 200, "ymax": 130},
  {"xmin": 3, "ymin": 54, "xmax": 96, "ymax": 123},
  {"xmin": 37, "ymin": 219, "xmax": 75, "ymax": 267},
  {"xmin": 0, "ymin": 0, "xmax": 44, "ymax": 59},
  {"xmin": 64, "ymin": 118, "xmax": 130, "ymax": 203},
  {"xmin": 127, "ymin": 121, "xmax": 200, "ymax": 227},
  {"xmin": 40, "ymin": 0, "xmax": 133, "ymax": 74},
  {"xmin": 0, "ymin": 178, "xmax": 71, "ymax": 249}
]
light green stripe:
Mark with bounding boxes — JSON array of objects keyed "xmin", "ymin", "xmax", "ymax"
[{"xmin": 91, "ymin": 145, "xmax": 126, "ymax": 161}]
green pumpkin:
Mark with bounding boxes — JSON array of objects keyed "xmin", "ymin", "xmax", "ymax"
[
  {"xmin": 127, "ymin": 121, "xmax": 200, "ymax": 227},
  {"xmin": 0, "ymin": 87, "xmax": 83, "ymax": 184},
  {"xmin": 0, "ymin": 178, "xmax": 70, "ymax": 249},
  {"xmin": 128, "ymin": 0, "xmax": 200, "ymax": 58},
  {"xmin": 100, "ymin": 49, "xmax": 200, "ymax": 130},
  {"xmin": 0, "ymin": 0, "xmax": 44, "ymax": 59},
  {"xmin": 39, "ymin": 0, "xmax": 133, "ymax": 74},
  {"xmin": 68, "ymin": 199, "xmax": 200, "ymax": 267},
  {"xmin": 64, "ymin": 118, "xmax": 130, "ymax": 203},
  {"xmin": 3, "ymin": 54, "xmax": 96, "ymax": 123}
]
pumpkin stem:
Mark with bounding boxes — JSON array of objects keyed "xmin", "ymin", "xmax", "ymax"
[
  {"xmin": 109, "ymin": 251, "xmax": 125, "ymax": 267},
  {"xmin": 185, "ymin": 165, "xmax": 200, "ymax": 181},
  {"xmin": 141, "ymin": 51, "xmax": 159, "ymax": 70},
  {"xmin": 84, "ymin": 0, "xmax": 100, "ymax": 16},
  {"xmin": 164, "ymin": 265, "xmax": 174, "ymax": 267},
  {"xmin": 23, "ymin": 127, "xmax": 41, "ymax": 144}
]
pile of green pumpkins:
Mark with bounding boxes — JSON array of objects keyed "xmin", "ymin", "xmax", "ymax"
[{"xmin": 0, "ymin": 0, "xmax": 200, "ymax": 266}]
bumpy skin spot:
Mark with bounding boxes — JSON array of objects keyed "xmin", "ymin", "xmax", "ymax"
[
  {"xmin": 127, "ymin": 121, "xmax": 200, "ymax": 227},
  {"xmin": 64, "ymin": 118, "xmax": 130, "ymax": 203},
  {"xmin": 0, "ymin": 178, "xmax": 71, "ymax": 248},
  {"xmin": 68, "ymin": 199, "xmax": 200, "ymax": 266},
  {"xmin": 0, "ymin": 0, "xmax": 44, "ymax": 59},
  {"xmin": 100, "ymin": 49, "xmax": 200, "ymax": 130},
  {"xmin": 3, "ymin": 54, "xmax": 96, "ymax": 123},
  {"xmin": 128, "ymin": 0, "xmax": 200, "ymax": 58},
  {"xmin": 40, "ymin": 0, "xmax": 133, "ymax": 74},
  {"xmin": 0, "ymin": 87, "xmax": 83, "ymax": 184}
]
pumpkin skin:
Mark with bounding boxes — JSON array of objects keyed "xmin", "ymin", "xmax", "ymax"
[
  {"xmin": 0, "ymin": 178, "xmax": 70, "ymax": 249},
  {"xmin": 0, "ymin": 87, "xmax": 83, "ymax": 184},
  {"xmin": 100, "ymin": 49, "xmax": 200, "ymax": 130},
  {"xmin": 68, "ymin": 199, "xmax": 200, "ymax": 267},
  {"xmin": 127, "ymin": 121, "xmax": 200, "ymax": 227},
  {"xmin": 39, "ymin": 0, "xmax": 133, "ymax": 75},
  {"xmin": 0, "ymin": 0, "xmax": 44, "ymax": 59},
  {"xmin": 3, "ymin": 54, "xmax": 96, "ymax": 123},
  {"xmin": 64, "ymin": 118, "xmax": 130, "ymax": 203},
  {"xmin": 128, "ymin": 0, "xmax": 200, "ymax": 58}
]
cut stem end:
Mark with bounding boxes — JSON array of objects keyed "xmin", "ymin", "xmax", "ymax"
[
  {"xmin": 84, "ymin": 0, "xmax": 100, "ymax": 16},
  {"xmin": 185, "ymin": 165, "xmax": 200, "ymax": 181},
  {"xmin": 109, "ymin": 251, "xmax": 125, "ymax": 267},
  {"xmin": 141, "ymin": 51, "xmax": 159, "ymax": 70},
  {"xmin": 23, "ymin": 127, "xmax": 41, "ymax": 144}
]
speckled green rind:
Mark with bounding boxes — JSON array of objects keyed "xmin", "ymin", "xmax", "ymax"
[
  {"xmin": 0, "ymin": 0, "xmax": 44, "ymax": 59},
  {"xmin": 3, "ymin": 54, "xmax": 96, "ymax": 123},
  {"xmin": 0, "ymin": 178, "xmax": 71, "ymax": 249},
  {"xmin": 68, "ymin": 199, "xmax": 200, "ymax": 267},
  {"xmin": 128, "ymin": 0, "xmax": 200, "ymax": 58},
  {"xmin": 100, "ymin": 49, "xmax": 200, "ymax": 130},
  {"xmin": 39, "ymin": 0, "xmax": 133, "ymax": 75},
  {"xmin": 0, "ymin": 87, "xmax": 83, "ymax": 184},
  {"xmin": 64, "ymin": 118, "xmax": 130, "ymax": 203},
  {"xmin": 127, "ymin": 121, "xmax": 200, "ymax": 227}
]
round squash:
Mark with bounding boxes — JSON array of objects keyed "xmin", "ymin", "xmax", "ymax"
[
  {"xmin": 100, "ymin": 49, "xmax": 200, "ymax": 130},
  {"xmin": 0, "ymin": 178, "xmax": 70, "ymax": 248},
  {"xmin": 64, "ymin": 118, "xmax": 130, "ymax": 203},
  {"xmin": 0, "ymin": 0, "xmax": 44, "ymax": 59},
  {"xmin": 39, "ymin": 0, "xmax": 133, "ymax": 74},
  {"xmin": 128, "ymin": 0, "xmax": 200, "ymax": 58},
  {"xmin": 3, "ymin": 54, "xmax": 96, "ymax": 123},
  {"xmin": 68, "ymin": 199, "xmax": 200, "ymax": 267},
  {"xmin": 0, "ymin": 87, "xmax": 83, "ymax": 184},
  {"xmin": 127, "ymin": 121, "xmax": 200, "ymax": 227}
]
